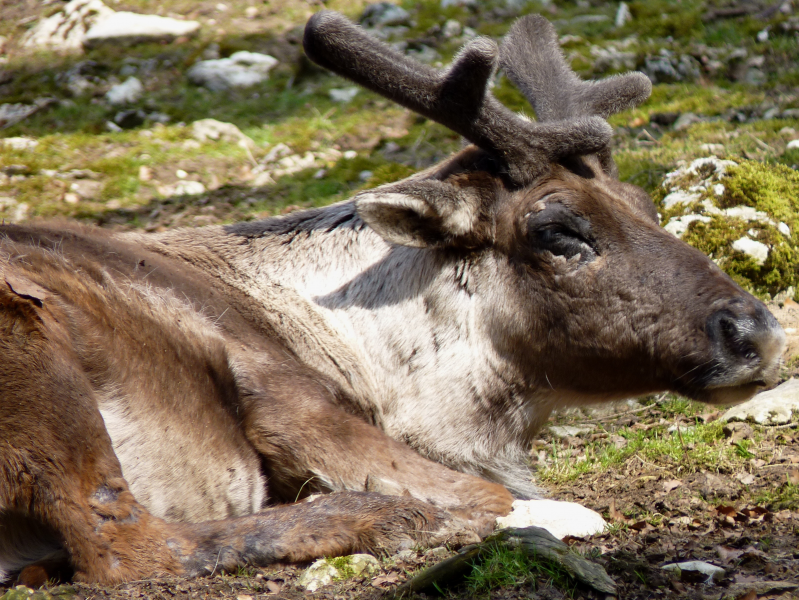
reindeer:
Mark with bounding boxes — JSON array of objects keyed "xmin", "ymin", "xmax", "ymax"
[{"xmin": 0, "ymin": 11, "xmax": 785, "ymax": 585}]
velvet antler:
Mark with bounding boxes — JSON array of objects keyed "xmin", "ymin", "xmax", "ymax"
[
  {"xmin": 500, "ymin": 14, "xmax": 651, "ymax": 176},
  {"xmin": 303, "ymin": 11, "xmax": 613, "ymax": 186}
]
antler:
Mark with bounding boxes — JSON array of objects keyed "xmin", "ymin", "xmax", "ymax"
[
  {"xmin": 303, "ymin": 11, "xmax": 613, "ymax": 186},
  {"xmin": 500, "ymin": 15, "xmax": 651, "ymax": 175}
]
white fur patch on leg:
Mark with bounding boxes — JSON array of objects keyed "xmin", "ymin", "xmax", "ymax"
[{"xmin": 495, "ymin": 499, "xmax": 607, "ymax": 539}]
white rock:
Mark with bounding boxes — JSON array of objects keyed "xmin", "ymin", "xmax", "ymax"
[
  {"xmin": 495, "ymin": 499, "xmax": 607, "ymax": 539},
  {"xmin": 441, "ymin": 0, "xmax": 477, "ymax": 8},
  {"xmin": 549, "ymin": 425, "xmax": 595, "ymax": 438},
  {"xmin": 662, "ymin": 561, "xmax": 725, "ymax": 582},
  {"xmin": 713, "ymin": 183, "xmax": 725, "ymax": 196},
  {"xmin": 23, "ymin": 0, "xmax": 114, "ymax": 52},
  {"xmin": 615, "ymin": 2, "xmax": 632, "ymax": 27},
  {"xmin": 2, "ymin": 137, "xmax": 38, "ymax": 151},
  {"xmin": 187, "ymin": 52, "xmax": 278, "ymax": 91},
  {"xmin": 163, "ymin": 180, "xmax": 206, "ymax": 196},
  {"xmin": 299, "ymin": 559, "xmax": 337, "ymax": 592},
  {"xmin": 788, "ymin": 139, "xmax": 799, "ymax": 150},
  {"xmin": 105, "ymin": 77, "xmax": 144, "ymax": 105},
  {"xmin": 329, "ymin": 87, "xmax": 360, "ymax": 103},
  {"xmin": 731, "ymin": 236, "xmax": 769, "ymax": 265},
  {"xmin": 723, "ymin": 205, "xmax": 771, "ymax": 223},
  {"xmin": 721, "ymin": 378, "xmax": 799, "ymax": 425},
  {"xmin": 299, "ymin": 555, "xmax": 379, "ymax": 592},
  {"xmin": 84, "ymin": 12, "xmax": 199, "ymax": 47},
  {"xmin": 191, "ymin": 118, "xmax": 255, "ymax": 149},
  {"xmin": 664, "ymin": 214, "xmax": 711, "ymax": 238},
  {"xmin": 662, "ymin": 190, "xmax": 700, "ymax": 209},
  {"xmin": 13, "ymin": 203, "xmax": 29, "ymax": 222},
  {"xmin": 778, "ymin": 222, "xmax": 791, "ymax": 236},
  {"xmin": 441, "ymin": 19, "xmax": 462, "ymax": 38}
]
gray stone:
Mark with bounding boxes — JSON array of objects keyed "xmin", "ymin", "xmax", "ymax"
[
  {"xmin": 441, "ymin": 19, "xmax": 462, "ymax": 39},
  {"xmin": 187, "ymin": 52, "xmax": 278, "ymax": 91},
  {"xmin": 191, "ymin": 119, "xmax": 255, "ymax": 149},
  {"xmin": 495, "ymin": 499, "xmax": 607, "ymax": 539},
  {"xmin": 84, "ymin": 11, "xmax": 199, "ymax": 47},
  {"xmin": 549, "ymin": 425, "xmax": 595, "ymax": 438},
  {"xmin": 722, "ymin": 378, "xmax": 799, "ymax": 425},
  {"xmin": 114, "ymin": 109, "xmax": 146, "ymax": 129},
  {"xmin": 329, "ymin": 87, "xmax": 359, "ymax": 103},
  {"xmin": 673, "ymin": 112, "xmax": 704, "ymax": 131},
  {"xmin": 361, "ymin": 3, "xmax": 411, "ymax": 27},
  {"xmin": 0, "ymin": 103, "xmax": 42, "ymax": 128},
  {"xmin": 105, "ymin": 77, "xmax": 144, "ymax": 105},
  {"xmin": 662, "ymin": 560, "xmax": 725, "ymax": 582}
]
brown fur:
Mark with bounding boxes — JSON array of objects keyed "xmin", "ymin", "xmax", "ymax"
[{"xmin": 0, "ymin": 11, "xmax": 785, "ymax": 585}]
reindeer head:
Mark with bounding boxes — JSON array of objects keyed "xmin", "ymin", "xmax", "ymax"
[{"xmin": 303, "ymin": 12, "xmax": 785, "ymax": 405}]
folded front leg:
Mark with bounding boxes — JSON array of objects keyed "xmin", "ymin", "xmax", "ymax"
[{"xmin": 238, "ymin": 371, "xmax": 514, "ymax": 536}]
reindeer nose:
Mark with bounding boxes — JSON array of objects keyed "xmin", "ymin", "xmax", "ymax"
[{"xmin": 707, "ymin": 301, "xmax": 785, "ymax": 370}]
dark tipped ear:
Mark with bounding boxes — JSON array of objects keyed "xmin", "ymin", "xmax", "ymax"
[{"xmin": 355, "ymin": 180, "xmax": 483, "ymax": 248}]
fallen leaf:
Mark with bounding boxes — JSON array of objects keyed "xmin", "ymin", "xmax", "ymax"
[
  {"xmin": 734, "ymin": 472, "xmax": 755, "ymax": 485},
  {"xmin": 735, "ymin": 591, "xmax": 757, "ymax": 600},
  {"xmin": 265, "ymin": 581, "xmax": 283, "ymax": 594},
  {"xmin": 788, "ymin": 470, "xmax": 799, "ymax": 485},
  {"xmin": 662, "ymin": 479, "xmax": 682, "ymax": 493},
  {"xmin": 697, "ymin": 411, "xmax": 721, "ymax": 423},
  {"xmin": 4, "ymin": 273, "xmax": 50, "ymax": 306},
  {"xmin": 609, "ymin": 499, "xmax": 628, "ymax": 523},
  {"xmin": 716, "ymin": 545, "xmax": 743, "ymax": 564},
  {"xmin": 630, "ymin": 520, "xmax": 654, "ymax": 533},
  {"xmin": 371, "ymin": 573, "xmax": 400, "ymax": 588}
]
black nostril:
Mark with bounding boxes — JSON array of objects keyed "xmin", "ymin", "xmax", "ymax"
[{"xmin": 707, "ymin": 309, "xmax": 759, "ymax": 361}]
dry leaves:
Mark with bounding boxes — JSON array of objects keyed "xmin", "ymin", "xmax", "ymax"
[{"xmin": 371, "ymin": 573, "xmax": 400, "ymax": 588}]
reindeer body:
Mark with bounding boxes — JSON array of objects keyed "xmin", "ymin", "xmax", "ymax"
[{"xmin": 0, "ymin": 12, "xmax": 786, "ymax": 584}]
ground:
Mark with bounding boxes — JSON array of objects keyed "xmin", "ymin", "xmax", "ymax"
[{"xmin": 1, "ymin": 0, "xmax": 798, "ymax": 598}]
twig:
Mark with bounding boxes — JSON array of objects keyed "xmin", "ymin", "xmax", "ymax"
[
  {"xmin": 586, "ymin": 404, "xmax": 651, "ymax": 423},
  {"xmin": 209, "ymin": 548, "xmax": 223, "ymax": 577},
  {"xmin": 748, "ymin": 133, "xmax": 775, "ymax": 153},
  {"xmin": 768, "ymin": 422, "xmax": 799, "ymax": 430}
]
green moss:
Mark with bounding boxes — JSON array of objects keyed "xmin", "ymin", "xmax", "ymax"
[
  {"xmin": 657, "ymin": 160, "xmax": 799, "ymax": 300},
  {"xmin": 623, "ymin": 1, "xmax": 704, "ymax": 40},
  {"xmin": 361, "ymin": 162, "xmax": 417, "ymax": 189},
  {"xmin": 325, "ymin": 556, "xmax": 357, "ymax": 579}
]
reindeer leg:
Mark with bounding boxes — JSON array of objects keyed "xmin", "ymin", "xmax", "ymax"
[
  {"xmin": 237, "ymin": 370, "xmax": 513, "ymax": 537},
  {"xmin": 0, "ymin": 281, "xmax": 467, "ymax": 583}
]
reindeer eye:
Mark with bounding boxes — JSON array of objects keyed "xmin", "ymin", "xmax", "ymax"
[{"xmin": 525, "ymin": 204, "xmax": 597, "ymax": 262}]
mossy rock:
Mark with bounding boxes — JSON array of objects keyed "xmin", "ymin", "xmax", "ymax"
[{"xmin": 660, "ymin": 159, "xmax": 799, "ymax": 300}]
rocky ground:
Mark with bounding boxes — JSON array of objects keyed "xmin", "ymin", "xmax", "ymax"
[{"xmin": 1, "ymin": 0, "xmax": 798, "ymax": 598}]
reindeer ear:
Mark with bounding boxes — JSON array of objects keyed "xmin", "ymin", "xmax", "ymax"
[{"xmin": 355, "ymin": 180, "xmax": 482, "ymax": 248}]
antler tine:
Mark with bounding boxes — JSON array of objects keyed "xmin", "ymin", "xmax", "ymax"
[
  {"xmin": 499, "ymin": 15, "xmax": 650, "ymax": 177},
  {"xmin": 304, "ymin": 11, "xmax": 614, "ymax": 186},
  {"xmin": 499, "ymin": 15, "xmax": 652, "ymax": 123}
]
